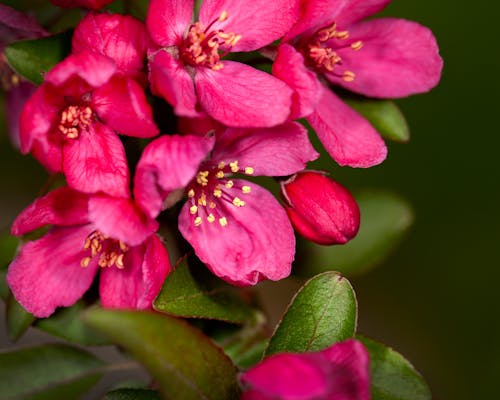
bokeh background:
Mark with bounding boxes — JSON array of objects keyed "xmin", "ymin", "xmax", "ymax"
[{"xmin": 0, "ymin": 1, "xmax": 498, "ymax": 399}]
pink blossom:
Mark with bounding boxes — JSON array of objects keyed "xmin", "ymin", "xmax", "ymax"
[
  {"xmin": 135, "ymin": 123, "xmax": 318, "ymax": 285},
  {"xmin": 240, "ymin": 339, "xmax": 371, "ymax": 400},
  {"xmin": 146, "ymin": 0, "xmax": 298, "ymax": 128},
  {"xmin": 50, "ymin": 0, "xmax": 115, "ymax": 10},
  {"xmin": 19, "ymin": 50, "xmax": 159, "ymax": 198},
  {"xmin": 281, "ymin": 171, "xmax": 360, "ymax": 245},
  {"xmin": 273, "ymin": 0, "xmax": 443, "ymax": 168},
  {"xmin": 6, "ymin": 187, "xmax": 171, "ymax": 318}
]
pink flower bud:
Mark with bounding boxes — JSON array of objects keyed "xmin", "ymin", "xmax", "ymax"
[{"xmin": 281, "ymin": 171, "xmax": 360, "ymax": 245}]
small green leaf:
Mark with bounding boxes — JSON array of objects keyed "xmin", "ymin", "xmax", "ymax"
[
  {"xmin": 6, "ymin": 292, "xmax": 36, "ymax": 341},
  {"xmin": 104, "ymin": 388, "xmax": 161, "ymax": 400},
  {"xmin": 0, "ymin": 230, "xmax": 18, "ymax": 267},
  {"xmin": 344, "ymin": 98, "xmax": 410, "ymax": 143},
  {"xmin": 154, "ymin": 256, "xmax": 253, "ymax": 324},
  {"xmin": 5, "ymin": 31, "xmax": 72, "ymax": 85},
  {"xmin": 265, "ymin": 272, "xmax": 357, "ymax": 356},
  {"xmin": 296, "ymin": 191, "xmax": 414, "ymax": 277},
  {"xmin": 358, "ymin": 335, "xmax": 431, "ymax": 400},
  {"xmin": 36, "ymin": 301, "xmax": 109, "ymax": 345},
  {"xmin": 85, "ymin": 308, "xmax": 240, "ymax": 400},
  {"xmin": 0, "ymin": 343, "xmax": 104, "ymax": 399}
]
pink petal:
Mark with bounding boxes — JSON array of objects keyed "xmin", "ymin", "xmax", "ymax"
[
  {"xmin": 213, "ymin": 122, "xmax": 318, "ymax": 177},
  {"xmin": 92, "ymin": 76, "xmax": 158, "ymax": 138},
  {"xmin": 134, "ymin": 134, "xmax": 214, "ymax": 218},
  {"xmin": 6, "ymin": 225, "xmax": 98, "ymax": 318},
  {"xmin": 88, "ymin": 195, "xmax": 158, "ymax": 247},
  {"xmin": 148, "ymin": 50, "xmax": 199, "ymax": 117},
  {"xmin": 195, "ymin": 61, "xmax": 292, "ymax": 128},
  {"xmin": 0, "ymin": 4, "xmax": 46, "ymax": 44},
  {"xmin": 146, "ymin": 0, "xmax": 193, "ymax": 46},
  {"xmin": 63, "ymin": 122, "xmax": 130, "ymax": 198},
  {"xmin": 335, "ymin": 0, "xmax": 391, "ymax": 26},
  {"xmin": 6, "ymin": 81, "xmax": 36, "ymax": 149},
  {"xmin": 307, "ymin": 86, "xmax": 387, "ymax": 168},
  {"xmin": 73, "ymin": 13, "xmax": 149, "ymax": 75},
  {"xmin": 100, "ymin": 235, "xmax": 171, "ymax": 310},
  {"xmin": 12, "ymin": 187, "xmax": 90, "ymax": 236},
  {"xmin": 199, "ymin": 0, "xmax": 298, "ymax": 52},
  {"xmin": 177, "ymin": 113, "xmax": 226, "ymax": 137},
  {"xmin": 179, "ymin": 181, "xmax": 294, "ymax": 286},
  {"xmin": 272, "ymin": 43, "xmax": 321, "ymax": 119},
  {"xmin": 50, "ymin": 0, "xmax": 114, "ymax": 10}
]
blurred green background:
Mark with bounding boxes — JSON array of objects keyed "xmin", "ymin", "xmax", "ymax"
[{"xmin": 0, "ymin": 1, "xmax": 498, "ymax": 399}]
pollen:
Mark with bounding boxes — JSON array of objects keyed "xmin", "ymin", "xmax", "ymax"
[
  {"xmin": 242, "ymin": 185, "xmax": 251, "ymax": 194},
  {"xmin": 342, "ymin": 71, "xmax": 356, "ymax": 82},
  {"xmin": 58, "ymin": 105, "xmax": 92, "ymax": 139},
  {"xmin": 188, "ymin": 189, "xmax": 195, "ymax": 198},
  {"xmin": 232, "ymin": 197, "xmax": 245, "ymax": 207},
  {"xmin": 213, "ymin": 187, "xmax": 223, "ymax": 198},
  {"xmin": 80, "ymin": 230, "xmax": 129, "ymax": 270},
  {"xmin": 218, "ymin": 161, "xmax": 226, "ymax": 169},
  {"xmin": 207, "ymin": 214, "xmax": 215, "ymax": 223},
  {"xmin": 230, "ymin": 161, "xmax": 239, "ymax": 172},
  {"xmin": 219, "ymin": 217, "xmax": 228, "ymax": 227},
  {"xmin": 209, "ymin": 201, "xmax": 217, "ymax": 209},
  {"xmin": 225, "ymin": 180, "xmax": 234, "ymax": 189},
  {"xmin": 351, "ymin": 41, "xmax": 363, "ymax": 51},
  {"xmin": 196, "ymin": 170, "xmax": 210, "ymax": 186},
  {"xmin": 198, "ymin": 193, "xmax": 207, "ymax": 206},
  {"xmin": 216, "ymin": 170, "xmax": 225, "ymax": 178},
  {"xmin": 190, "ymin": 205, "xmax": 198, "ymax": 214},
  {"xmin": 244, "ymin": 167, "xmax": 254, "ymax": 175},
  {"xmin": 194, "ymin": 216, "xmax": 203, "ymax": 226}
]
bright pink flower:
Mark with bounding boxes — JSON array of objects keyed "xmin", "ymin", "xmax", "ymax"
[
  {"xmin": 19, "ymin": 50, "xmax": 159, "ymax": 198},
  {"xmin": 281, "ymin": 171, "xmax": 360, "ymax": 245},
  {"xmin": 6, "ymin": 186, "xmax": 170, "ymax": 318},
  {"xmin": 135, "ymin": 123, "xmax": 318, "ymax": 285},
  {"xmin": 50, "ymin": 0, "xmax": 114, "ymax": 10},
  {"xmin": 273, "ymin": 0, "xmax": 443, "ymax": 168},
  {"xmin": 240, "ymin": 339, "xmax": 371, "ymax": 400},
  {"xmin": 146, "ymin": 0, "xmax": 297, "ymax": 127}
]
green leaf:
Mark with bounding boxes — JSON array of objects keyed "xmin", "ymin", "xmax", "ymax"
[
  {"xmin": 0, "ymin": 343, "xmax": 104, "ymax": 399},
  {"xmin": 296, "ymin": 191, "xmax": 414, "ymax": 277},
  {"xmin": 5, "ymin": 31, "xmax": 72, "ymax": 85},
  {"xmin": 36, "ymin": 301, "xmax": 109, "ymax": 345},
  {"xmin": 343, "ymin": 98, "xmax": 410, "ymax": 143},
  {"xmin": 85, "ymin": 308, "xmax": 240, "ymax": 400},
  {"xmin": 0, "ymin": 230, "xmax": 18, "ymax": 268},
  {"xmin": 154, "ymin": 256, "xmax": 253, "ymax": 324},
  {"xmin": 6, "ymin": 292, "xmax": 36, "ymax": 341},
  {"xmin": 358, "ymin": 336, "xmax": 431, "ymax": 400},
  {"xmin": 265, "ymin": 272, "xmax": 357, "ymax": 356},
  {"xmin": 104, "ymin": 388, "xmax": 161, "ymax": 400}
]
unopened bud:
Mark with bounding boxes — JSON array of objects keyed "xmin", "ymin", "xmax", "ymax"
[{"xmin": 280, "ymin": 171, "xmax": 360, "ymax": 245}]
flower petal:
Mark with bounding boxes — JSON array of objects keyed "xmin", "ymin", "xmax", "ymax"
[
  {"xmin": 88, "ymin": 195, "xmax": 158, "ymax": 246},
  {"xmin": 92, "ymin": 76, "xmax": 158, "ymax": 138},
  {"xmin": 195, "ymin": 61, "xmax": 292, "ymax": 128},
  {"xmin": 335, "ymin": 0, "xmax": 391, "ymax": 26},
  {"xmin": 6, "ymin": 225, "xmax": 98, "ymax": 318},
  {"xmin": 179, "ymin": 181, "xmax": 294, "ymax": 286},
  {"xmin": 149, "ymin": 50, "xmax": 199, "ymax": 117},
  {"xmin": 134, "ymin": 134, "xmax": 214, "ymax": 218},
  {"xmin": 329, "ymin": 18, "xmax": 443, "ymax": 98},
  {"xmin": 307, "ymin": 86, "xmax": 387, "ymax": 167},
  {"xmin": 12, "ymin": 187, "xmax": 90, "ymax": 236},
  {"xmin": 213, "ymin": 122, "xmax": 318, "ymax": 177},
  {"xmin": 63, "ymin": 122, "xmax": 130, "ymax": 198},
  {"xmin": 99, "ymin": 235, "xmax": 171, "ymax": 310},
  {"xmin": 0, "ymin": 4, "xmax": 46, "ymax": 45},
  {"xmin": 6, "ymin": 81, "xmax": 36, "ymax": 149},
  {"xmin": 199, "ymin": 0, "xmax": 298, "ymax": 52},
  {"xmin": 146, "ymin": 0, "xmax": 193, "ymax": 46},
  {"xmin": 50, "ymin": 0, "xmax": 114, "ymax": 10}
]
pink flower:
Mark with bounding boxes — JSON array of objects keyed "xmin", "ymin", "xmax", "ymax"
[
  {"xmin": 19, "ymin": 50, "xmax": 159, "ymax": 198},
  {"xmin": 135, "ymin": 123, "xmax": 318, "ymax": 285},
  {"xmin": 6, "ymin": 186, "xmax": 171, "ymax": 318},
  {"xmin": 240, "ymin": 339, "xmax": 371, "ymax": 400},
  {"xmin": 50, "ymin": 0, "xmax": 115, "ymax": 10},
  {"xmin": 273, "ymin": 0, "xmax": 443, "ymax": 168},
  {"xmin": 146, "ymin": 0, "xmax": 297, "ymax": 127},
  {"xmin": 281, "ymin": 171, "xmax": 360, "ymax": 245}
]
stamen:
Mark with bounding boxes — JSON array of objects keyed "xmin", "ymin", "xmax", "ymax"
[
  {"xmin": 188, "ymin": 189, "xmax": 195, "ymax": 198},
  {"xmin": 213, "ymin": 186, "xmax": 223, "ymax": 198},
  {"xmin": 219, "ymin": 217, "xmax": 228, "ymax": 227},
  {"xmin": 81, "ymin": 230, "xmax": 128, "ymax": 270},
  {"xmin": 216, "ymin": 170, "xmax": 225, "ymax": 178},
  {"xmin": 230, "ymin": 161, "xmax": 239, "ymax": 172},
  {"xmin": 194, "ymin": 216, "xmax": 203, "ymax": 226},
  {"xmin": 190, "ymin": 205, "xmax": 198, "ymax": 214},
  {"xmin": 351, "ymin": 41, "xmax": 363, "ymax": 51},
  {"xmin": 207, "ymin": 214, "xmax": 216, "ymax": 223},
  {"xmin": 242, "ymin": 185, "xmax": 251, "ymax": 194},
  {"xmin": 58, "ymin": 105, "xmax": 92, "ymax": 139},
  {"xmin": 232, "ymin": 197, "xmax": 245, "ymax": 207},
  {"xmin": 244, "ymin": 167, "xmax": 254, "ymax": 175},
  {"xmin": 342, "ymin": 71, "xmax": 356, "ymax": 82},
  {"xmin": 225, "ymin": 180, "xmax": 234, "ymax": 189}
]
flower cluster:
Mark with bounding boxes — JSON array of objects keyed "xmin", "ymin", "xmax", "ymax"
[{"xmin": 6, "ymin": 0, "xmax": 441, "ymax": 325}]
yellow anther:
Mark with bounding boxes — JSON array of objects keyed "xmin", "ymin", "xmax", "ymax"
[
  {"xmin": 80, "ymin": 257, "xmax": 91, "ymax": 268},
  {"xmin": 116, "ymin": 254, "xmax": 125, "ymax": 269},
  {"xmin": 230, "ymin": 161, "xmax": 239, "ymax": 173},
  {"xmin": 194, "ymin": 216, "xmax": 203, "ymax": 226},
  {"xmin": 216, "ymin": 170, "xmax": 225, "ymax": 178},
  {"xmin": 213, "ymin": 187, "xmax": 222, "ymax": 198},
  {"xmin": 190, "ymin": 205, "xmax": 198, "ymax": 214},
  {"xmin": 212, "ymin": 63, "xmax": 224, "ymax": 71},
  {"xmin": 242, "ymin": 185, "xmax": 251, "ymax": 194},
  {"xmin": 342, "ymin": 71, "xmax": 356, "ymax": 82},
  {"xmin": 232, "ymin": 197, "xmax": 245, "ymax": 207},
  {"xmin": 83, "ymin": 237, "xmax": 91, "ymax": 250},
  {"xmin": 219, "ymin": 10, "xmax": 229, "ymax": 21},
  {"xmin": 209, "ymin": 201, "xmax": 217, "ymax": 209},
  {"xmin": 207, "ymin": 214, "xmax": 215, "ymax": 223},
  {"xmin": 196, "ymin": 170, "xmax": 209, "ymax": 186},
  {"xmin": 351, "ymin": 41, "xmax": 363, "ymax": 51},
  {"xmin": 225, "ymin": 180, "xmax": 234, "ymax": 189},
  {"xmin": 218, "ymin": 161, "xmax": 226, "ymax": 169},
  {"xmin": 119, "ymin": 241, "xmax": 128, "ymax": 252},
  {"xmin": 335, "ymin": 30, "xmax": 349, "ymax": 39},
  {"xmin": 219, "ymin": 217, "xmax": 228, "ymax": 227},
  {"xmin": 188, "ymin": 189, "xmax": 195, "ymax": 198},
  {"xmin": 198, "ymin": 193, "xmax": 207, "ymax": 206},
  {"xmin": 244, "ymin": 167, "xmax": 254, "ymax": 175}
]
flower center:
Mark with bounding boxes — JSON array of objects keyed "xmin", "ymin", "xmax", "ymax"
[
  {"xmin": 80, "ymin": 230, "xmax": 129, "ymax": 269},
  {"xmin": 180, "ymin": 11, "xmax": 241, "ymax": 71},
  {"xmin": 58, "ymin": 105, "xmax": 93, "ymax": 139},
  {"xmin": 186, "ymin": 160, "xmax": 254, "ymax": 227},
  {"xmin": 304, "ymin": 22, "xmax": 362, "ymax": 82}
]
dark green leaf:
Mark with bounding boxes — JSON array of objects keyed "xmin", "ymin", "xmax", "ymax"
[
  {"xmin": 358, "ymin": 335, "xmax": 431, "ymax": 400},
  {"xmin": 6, "ymin": 292, "xmax": 35, "ymax": 341},
  {"xmin": 36, "ymin": 301, "xmax": 109, "ymax": 345},
  {"xmin": 104, "ymin": 388, "xmax": 161, "ymax": 400},
  {"xmin": 0, "ymin": 343, "xmax": 104, "ymax": 399},
  {"xmin": 296, "ymin": 191, "xmax": 414, "ymax": 277},
  {"xmin": 344, "ymin": 98, "xmax": 410, "ymax": 142},
  {"xmin": 265, "ymin": 272, "xmax": 357, "ymax": 356},
  {"xmin": 154, "ymin": 256, "xmax": 253, "ymax": 324},
  {"xmin": 5, "ymin": 31, "xmax": 72, "ymax": 85},
  {"xmin": 0, "ymin": 230, "xmax": 18, "ymax": 268},
  {"xmin": 0, "ymin": 269, "xmax": 7, "ymax": 300},
  {"xmin": 85, "ymin": 308, "xmax": 240, "ymax": 400}
]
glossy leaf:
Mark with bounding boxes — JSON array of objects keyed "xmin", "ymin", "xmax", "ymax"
[
  {"xmin": 0, "ymin": 343, "xmax": 104, "ymax": 399},
  {"xmin": 265, "ymin": 272, "xmax": 357, "ymax": 356},
  {"xmin": 358, "ymin": 335, "xmax": 431, "ymax": 400},
  {"xmin": 4, "ymin": 31, "xmax": 72, "ymax": 85},
  {"xmin": 85, "ymin": 308, "xmax": 240, "ymax": 400},
  {"xmin": 0, "ymin": 230, "xmax": 18, "ymax": 267},
  {"xmin": 344, "ymin": 97, "xmax": 410, "ymax": 143},
  {"xmin": 296, "ymin": 191, "xmax": 414, "ymax": 277},
  {"xmin": 6, "ymin": 291, "xmax": 35, "ymax": 341},
  {"xmin": 154, "ymin": 256, "xmax": 253, "ymax": 324},
  {"xmin": 104, "ymin": 388, "xmax": 161, "ymax": 400}
]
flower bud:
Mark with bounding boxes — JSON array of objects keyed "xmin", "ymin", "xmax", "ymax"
[{"xmin": 280, "ymin": 171, "xmax": 360, "ymax": 245}]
